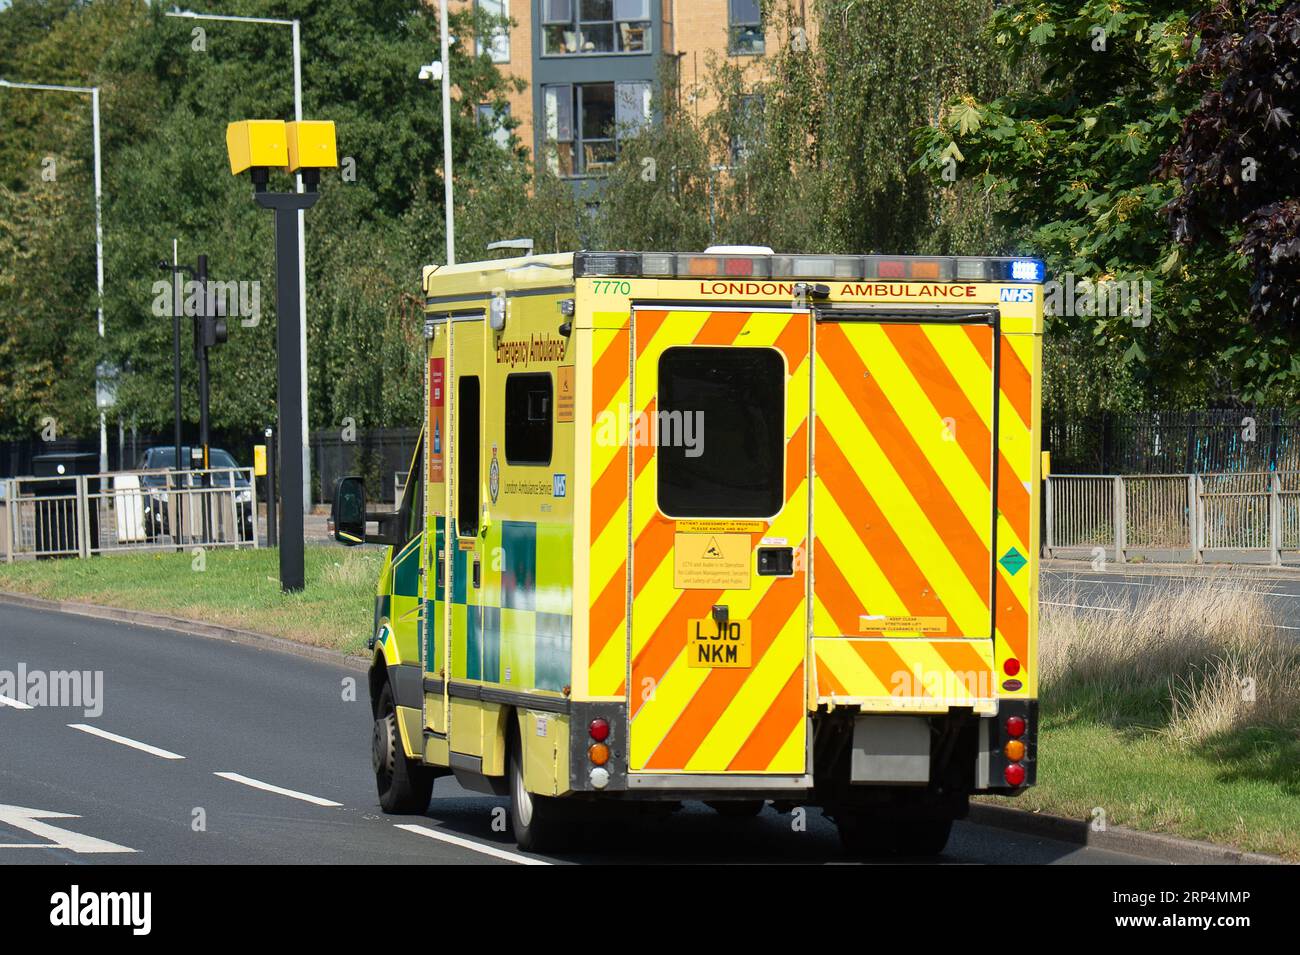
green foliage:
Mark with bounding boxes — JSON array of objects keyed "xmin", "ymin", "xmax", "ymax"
[
  {"xmin": 0, "ymin": 0, "xmax": 534, "ymax": 441},
  {"xmin": 914, "ymin": 1, "xmax": 1299, "ymax": 409}
]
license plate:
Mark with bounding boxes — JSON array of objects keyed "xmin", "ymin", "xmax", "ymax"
[{"xmin": 686, "ymin": 618, "xmax": 752, "ymax": 668}]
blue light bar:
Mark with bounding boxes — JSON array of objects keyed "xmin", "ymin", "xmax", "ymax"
[{"xmin": 1009, "ymin": 259, "xmax": 1046, "ymax": 282}]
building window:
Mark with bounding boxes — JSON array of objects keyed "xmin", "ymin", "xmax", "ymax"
[
  {"xmin": 729, "ymin": 94, "xmax": 763, "ymax": 164},
  {"xmin": 542, "ymin": 0, "xmax": 652, "ymax": 56},
  {"xmin": 504, "ymin": 373, "xmax": 553, "ymax": 465},
  {"xmin": 476, "ymin": 0, "xmax": 511, "ymax": 63},
  {"xmin": 477, "ymin": 102, "xmax": 512, "ymax": 149},
  {"xmin": 657, "ymin": 347, "xmax": 786, "ymax": 519},
  {"xmin": 542, "ymin": 80, "xmax": 651, "ymax": 177},
  {"xmin": 728, "ymin": 0, "xmax": 764, "ymax": 55}
]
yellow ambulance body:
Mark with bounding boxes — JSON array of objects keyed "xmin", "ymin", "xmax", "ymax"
[{"xmin": 333, "ymin": 248, "xmax": 1044, "ymax": 854}]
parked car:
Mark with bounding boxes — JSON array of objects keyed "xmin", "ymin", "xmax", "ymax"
[{"xmin": 136, "ymin": 446, "xmax": 254, "ymax": 543}]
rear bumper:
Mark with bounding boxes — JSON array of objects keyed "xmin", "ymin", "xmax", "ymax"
[{"xmin": 566, "ymin": 703, "xmax": 1036, "ymax": 799}]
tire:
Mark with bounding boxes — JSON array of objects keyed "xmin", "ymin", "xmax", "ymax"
[
  {"xmin": 836, "ymin": 811, "xmax": 953, "ymax": 858},
  {"xmin": 894, "ymin": 817, "xmax": 953, "ymax": 857},
  {"xmin": 508, "ymin": 724, "xmax": 573, "ymax": 853},
  {"xmin": 705, "ymin": 800, "xmax": 766, "ymax": 818},
  {"xmin": 373, "ymin": 682, "xmax": 435, "ymax": 814}
]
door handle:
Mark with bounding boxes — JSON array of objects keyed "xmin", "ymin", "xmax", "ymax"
[{"xmin": 472, "ymin": 556, "xmax": 481, "ymax": 590}]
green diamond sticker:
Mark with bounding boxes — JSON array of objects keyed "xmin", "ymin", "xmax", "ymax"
[{"xmin": 999, "ymin": 547, "xmax": 1027, "ymax": 576}]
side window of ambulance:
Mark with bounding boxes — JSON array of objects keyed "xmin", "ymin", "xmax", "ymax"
[
  {"xmin": 505, "ymin": 372, "xmax": 553, "ymax": 466},
  {"xmin": 401, "ymin": 439, "xmax": 424, "ymax": 544},
  {"xmin": 657, "ymin": 346, "xmax": 785, "ymax": 518},
  {"xmin": 458, "ymin": 377, "xmax": 481, "ymax": 537}
]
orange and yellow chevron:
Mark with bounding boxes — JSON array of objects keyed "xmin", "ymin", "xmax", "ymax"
[
  {"xmin": 810, "ymin": 319, "xmax": 1035, "ymax": 704},
  {"xmin": 624, "ymin": 309, "xmax": 810, "ymax": 774}
]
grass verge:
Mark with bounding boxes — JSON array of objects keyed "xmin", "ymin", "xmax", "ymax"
[
  {"xmin": 1001, "ymin": 574, "xmax": 1300, "ymax": 860},
  {"xmin": 0, "ymin": 545, "xmax": 383, "ymax": 656}
]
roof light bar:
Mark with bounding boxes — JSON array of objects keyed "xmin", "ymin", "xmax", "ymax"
[{"xmin": 572, "ymin": 252, "xmax": 1046, "ymax": 283}]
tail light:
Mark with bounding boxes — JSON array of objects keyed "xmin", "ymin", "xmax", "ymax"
[
  {"xmin": 1004, "ymin": 740, "xmax": 1026, "ymax": 761},
  {"xmin": 1003, "ymin": 658, "xmax": 1021, "ymax": 676},
  {"xmin": 589, "ymin": 718, "xmax": 610, "ymax": 742},
  {"xmin": 1004, "ymin": 763, "xmax": 1026, "ymax": 786},
  {"xmin": 1005, "ymin": 715, "xmax": 1026, "ymax": 738},
  {"xmin": 588, "ymin": 743, "xmax": 610, "ymax": 766}
]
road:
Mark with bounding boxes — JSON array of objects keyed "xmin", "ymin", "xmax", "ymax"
[
  {"xmin": 0, "ymin": 602, "xmax": 1150, "ymax": 865},
  {"xmin": 1041, "ymin": 563, "xmax": 1300, "ymax": 632}
]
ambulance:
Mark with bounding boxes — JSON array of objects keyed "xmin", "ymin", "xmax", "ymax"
[{"xmin": 331, "ymin": 247, "xmax": 1044, "ymax": 855}]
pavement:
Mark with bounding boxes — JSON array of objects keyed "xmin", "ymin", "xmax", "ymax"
[{"xmin": 0, "ymin": 601, "xmax": 1154, "ymax": 866}]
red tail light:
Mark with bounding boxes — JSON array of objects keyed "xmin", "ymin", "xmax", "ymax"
[
  {"xmin": 1005, "ymin": 715, "xmax": 1026, "ymax": 738},
  {"xmin": 1003, "ymin": 658, "xmax": 1021, "ymax": 676},
  {"xmin": 589, "ymin": 718, "xmax": 610, "ymax": 742},
  {"xmin": 1004, "ymin": 763, "xmax": 1026, "ymax": 786}
]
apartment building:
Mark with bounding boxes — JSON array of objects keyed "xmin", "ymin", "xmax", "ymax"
[{"xmin": 464, "ymin": 1, "xmax": 790, "ymax": 179}]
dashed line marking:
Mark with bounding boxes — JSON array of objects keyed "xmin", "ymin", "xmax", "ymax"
[
  {"xmin": 68, "ymin": 723, "xmax": 185, "ymax": 759},
  {"xmin": 1040, "ymin": 600, "xmax": 1125, "ymax": 613},
  {"xmin": 213, "ymin": 771, "xmax": 343, "ymax": 807},
  {"xmin": 394, "ymin": 823, "xmax": 551, "ymax": 865}
]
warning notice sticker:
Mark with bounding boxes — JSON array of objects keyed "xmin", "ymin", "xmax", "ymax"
[
  {"xmin": 858, "ymin": 615, "xmax": 948, "ymax": 634},
  {"xmin": 673, "ymin": 533, "xmax": 751, "ymax": 590},
  {"xmin": 676, "ymin": 520, "xmax": 766, "ymax": 534}
]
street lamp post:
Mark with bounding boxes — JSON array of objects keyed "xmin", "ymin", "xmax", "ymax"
[
  {"xmin": 419, "ymin": 0, "xmax": 456, "ymax": 266},
  {"xmin": 0, "ymin": 78, "xmax": 107, "ymax": 473},
  {"xmin": 166, "ymin": 9, "xmax": 312, "ymax": 516}
]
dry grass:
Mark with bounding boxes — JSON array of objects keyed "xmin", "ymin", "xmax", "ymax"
[
  {"xmin": 318, "ymin": 549, "xmax": 382, "ymax": 589},
  {"xmin": 1041, "ymin": 572, "xmax": 1300, "ymax": 743}
]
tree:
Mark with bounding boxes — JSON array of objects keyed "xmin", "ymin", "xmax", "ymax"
[
  {"xmin": 1161, "ymin": 1, "xmax": 1300, "ymax": 396},
  {"xmin": 0, "ymin": 0, "xmax": 535, "ymax": 443},
  {"xmin": 579, "ymin": 0, "xmax": 1022, "ymax": 255},
  {"xmin": 915, "ymin": 1, "xmax": 1300, "ymax": 408}
]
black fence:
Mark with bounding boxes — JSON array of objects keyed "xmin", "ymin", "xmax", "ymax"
[
  {"xmin": 0, "ymin": 428, "xmax": 260, "ymax": 481},
  {"xmin": 311, "ymin": 427, "xmax": 419, "ymax": 505},
  {"xmin": 1045, "ymin": 408, "xmax": 1300, "ymax": 474}
]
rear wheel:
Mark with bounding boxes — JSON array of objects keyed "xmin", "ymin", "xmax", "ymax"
[
  {"xmin": 373, "ymin": 682, "xmax": 435, "ymax": 814},
  {"xmin": 705, "ymin": 800, "xmax": 766, "ymax": 818},
  {"xmin": 508, "ymin": 724, "xmax": 573, "ymax": 853}
]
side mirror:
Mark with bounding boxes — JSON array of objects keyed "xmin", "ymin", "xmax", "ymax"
[{"xmin": 332, "ymin": 476, "xmax": 367, "ymax": 545}]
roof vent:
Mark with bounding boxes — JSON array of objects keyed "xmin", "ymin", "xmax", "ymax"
[{"xmin": 704, "ymin": 244, "xmax": 774, "ymax": 255}]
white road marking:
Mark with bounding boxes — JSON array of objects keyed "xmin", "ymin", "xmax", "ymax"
[
  {"xmin": 213, "ymin": 771, "xmax": 342, "ymax": 807},
  {"xmin": 0, "ymin": 695, "xmax": 33, "ymax": 710},
  {"xmin": 0, "ymin": 803, "xmax": 136, "ymax": 854},
  {"xmin": 1040, "ymin": 600, "xmax": 1125, "ymax": 613},
  {"xmin": 1058, "ymin": 577, "xmax": 1158, "ymax": 588},
  {"xmin": 395, "ymin": 823, "xmax": 551, "ymax": 865},
  {"xmin": 1055, "ymin": 576, "xmax": 1300, "ymax": 599},
  {"xmin": 68, "ymin": 723, "xmax": 185, "ymax": 759},
  {"xmin": 1044, "ymin": 568, "xmax": 1300, "ymax": 586}
]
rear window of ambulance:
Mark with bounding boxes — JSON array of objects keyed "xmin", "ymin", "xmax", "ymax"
[{"xmin": 657, "ymin": 346, "xmax": 784, "ymax": 518}]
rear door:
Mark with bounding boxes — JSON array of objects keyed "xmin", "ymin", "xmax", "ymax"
[
  {"xmin": 811, "ymin": 309, "xmax": 998, "ymax": 702},
  {"xmin": 627, "ymin": 307, "xmax": 811, "ymax": 775}
]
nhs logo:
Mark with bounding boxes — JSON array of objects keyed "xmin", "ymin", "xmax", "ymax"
[
  {"xmin": 553, "ymin": 474, "xmax": 567, "ymax": 498},
  {"xmin": 1000, "ymin": 287, "xmax": 1035, "ymax": 303}
]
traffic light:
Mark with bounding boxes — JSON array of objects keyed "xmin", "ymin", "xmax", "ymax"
[{"xmin": 199, "ymin": 311, "xmax": 228, "ymax": 349}]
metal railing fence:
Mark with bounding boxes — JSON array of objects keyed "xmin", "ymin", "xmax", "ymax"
[
  {"xmin": 2, "ymin": 468, "xmax": 257, "ymax": 561},
  {"xmin": 1046, "ymin": 470, "xmax": 1300, "ymax": 565}
]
